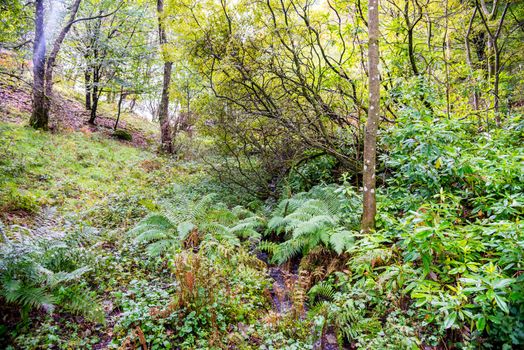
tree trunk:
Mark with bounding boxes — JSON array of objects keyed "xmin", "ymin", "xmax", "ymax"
[
  {"xmin": 85, "ymin": 65, "xmax": 92, "ymax": 110},
  {"xmin": 30, "ymin": 0, "xmax": 48, "ymax": 130},
  {"xmin": 114, "ymin": 86, "xmax": 125, "ymax": 130},
  {"xmin": 89, "ymin": 91, "xmax": 99, "ymax": 124},
  {"xmin": 476, "ymin": 1, "xmax": 509, "ymax": 126},
  {"xmin": 493, "ymin": 47, "xmax": 501, "ymax": 124},
  {"xmin": 443, "ymin": 0, "xmax": 451, "ymax": 118},
  {"xmin": 157, "ymin": 0, "xmax": 173, "ymax": 153},
  {"xmin": 159, "ymin": 61, "xmax": 173, "ymax": 153},
  {"xmin": 465, "ymin": 7, "xmax": 480, "ymax": 116},
  {"xmin": 128, "ymin": 96, "xmax": 136, "ymax": 113},
  {"xmin": 361, "ymin": 0, "xmax": 380, "ymax": 233},
  {"xmin": 88, "ymin": 65, "xmax": 100, "ymax": 124}
]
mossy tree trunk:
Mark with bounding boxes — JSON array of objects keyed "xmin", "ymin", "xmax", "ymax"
[{"xmin": 30, "ymin": 0, "xmax": 48, "ymax": 130}]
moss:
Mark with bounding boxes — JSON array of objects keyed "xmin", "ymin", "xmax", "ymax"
[{"xmin": 112, "ymin": 129, "xmax": 133, "ymax": 141}]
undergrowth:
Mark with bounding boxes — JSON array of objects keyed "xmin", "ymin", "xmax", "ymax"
[{"xmin": 1, "ymin": 114, "xmax": 523, "ymax": 349}]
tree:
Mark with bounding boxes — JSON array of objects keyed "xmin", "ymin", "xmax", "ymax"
[
  {"xmin": 361, "ymin": 0, "xmax": 380, "ymax": 232},
  {"xmin": 475, "ymin": 0, "xmax": 510, "ymax": 125},
  {"xmin": 30, "ymin": 0, "xmax": 83, "ymax": 130},
  {"xmin": 157, "ymin": 0, "xmax": 174, "ymax": 153},
  {"xmin": 29, "ymin": 0, "xmax": 47, "ymax": 130}
]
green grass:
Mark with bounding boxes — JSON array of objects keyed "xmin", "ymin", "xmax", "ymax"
[{"xmin": 0, "ymin": 122, "xmax": 178, "ymax": 224}]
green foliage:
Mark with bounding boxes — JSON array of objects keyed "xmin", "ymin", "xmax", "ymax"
[
  {"xmin": 0, "ymin": 230, "xmax": 104, "ymax": 323},
  {"xmin": 286, "ymin": 154, "xmax": 338, "ymax": 192},
  {"xmin": 302, "ymin": 116, "xmax": 524, "ymax": 348},
  {"xmin": 264, "ymin": 185, "xmax": 360, "ymax": 264},
  {"xmin": 113, "ymin": 234, "xmax": 272, "ymax": 349},
  {"xmin": 381, "ymin": 112, "xmax": 524, "ymax": 220},
  {"xmin": 253, "ymin": 116, "xmax": 524, "ymax": 348},
  {"xmin": 129, "ymin": 193, "xmax": 263, "ymax": 256},
  {"xmin": 0, "ymin": 122, "xmax": 176, "ymax": 226},
  {"xmin": 112, "ymin": 129, "xmax": 133, "ymax": 141},
  {"xmin": 111, "ymin": 280, "xmax": 176, "ymax": 349}
]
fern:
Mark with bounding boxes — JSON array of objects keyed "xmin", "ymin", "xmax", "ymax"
[
  {"xmin": 264, "ymin": 185, "xmax": 360, "ymax": 264},
  {"xmin": 0, "ymin": 232, "xmax": 102, "ymax": 323},
  {"xmin": 228, "ymin": 216, "xmax": 264, "ymax": 240},
  {"xmin": 329, "ymin": 229, "xmax": 355, "ymax": 254},
  {"xmin": 130, "ymin": 194, "xmax": 264, "ymax": 256},
  {"xmin": 177, "ymin": 221, "xmax": 196, "ymax": 239},
  {"xmin": 57, "ymin": 286, "xmax": 105, "ymax": 323},
  {"xmin": 46, "ymin": 266, "xmax": 91, "ymax": 287},
  {"xmin": 2, "ymin": 279, "xmax": 54, "ymax": 310},
  {"xmin": 308, "ymin": 281, "xmax": 336, "ymax": 306}
]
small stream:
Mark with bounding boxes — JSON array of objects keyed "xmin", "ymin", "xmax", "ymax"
[{"xmin": 260, "ymin": 252, "xmax": 343, "ymax": 350}]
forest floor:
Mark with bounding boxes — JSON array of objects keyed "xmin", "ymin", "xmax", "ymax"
[
  {"xmin": 0, "ymin": 81, "xmax": 341, "ymax": 349},
  {"xmin": 0, "ymin": 80, "xmax": 157, "ymax": 149}
]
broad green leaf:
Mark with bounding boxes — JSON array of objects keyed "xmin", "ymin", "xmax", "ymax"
[
  {"xmin": 494, "ymin": 294, "xmax": 509, "ymax": 313},
  {"xmin": 443, "ymin": 312, "xmax": 457, "ymax": 329},
  {"xmin": 476, "ymin": 317, "xmax": 486, "ymax": 332},
  {"xmin": 492, "ymin": 278, "xmax": 513, "ymax": 290}
]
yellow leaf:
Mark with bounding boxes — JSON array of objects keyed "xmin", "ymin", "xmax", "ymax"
[{"xmin": 435, "ymin": 157, "xmax": 442, "ymax": 169}]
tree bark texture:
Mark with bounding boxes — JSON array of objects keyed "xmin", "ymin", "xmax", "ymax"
[
  {"xmin": 85, "ymin": 65, "xmax": 92, "ymax": 110},
  {"xmin": 361, "ymin": 0, "xmax": 380, "ymax": 232},
  {"xmin": 157, "ymin": 0, "xmax": 174, "ymax": 153},
  {"xmin": 44, "ymin": 0, "xmax": 82, "ymax": 101},
  {"xmin": 30, "ymin": 0, "xmax": 48, "ymax": 130}
]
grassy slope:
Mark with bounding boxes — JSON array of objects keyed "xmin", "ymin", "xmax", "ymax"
[
  {"xmin": 0, "ymin": 120, "xmax": 189, "ymax": 348},
  {"xmin": 0, "ymin": 122, "xmax": 179, "ymax": 224}
]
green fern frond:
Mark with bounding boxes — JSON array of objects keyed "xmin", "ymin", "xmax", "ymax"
[
  {"xmin": 308, "ymin": 281, "xmax": 335, "ymax": 305},
  {"xmin": 231, "ymin": 206, "xmax": 256, "ymax": 219},
  {"xmin": 267, "ymin": 216, "xmax": 286, "ymax": 232},
  {"xmin": 2, "ymin": 279, "xmax": 54, "ymax": 310},
  {"xmin": 129, "ymin": 214, "xmax": 174, "ymax": 236},
  {"xmin": 204, "ymin": 228, "xmax": 240, "ymax": 247},
  {"xmin": 258, "ymin": 241, "xmax": 279, "ymax": 255},
  {"xmin": 146, "ymin": 239, "xmax": 179, "ymax": 256},
  {"xmin": 329, "ymin": 230, "xmax": 355, "ymax": 254},
  {"xmin": 265, "ymin": 185, "xmax": 361, "ymax": 263},
  {"xmin": 275, "ymin": 198, "xmax": 308, "ymax": 216},
  {"xmin": 229, "ymin": 216, "xmax": 263, "ymax": 237},
  {"xmin": 273, "ymin": 237, "xmax": 308, "ymax": 264},
  {"xmin": 47, "ymin": 266, "xmax": 91, "ymax": 287},
  {"xmin": 134, "ymin": 229, "xmax": 170, "ymax": 244},
  {"xmin": 177, "ymin": 221, "xmax": 196, "ymax": 240},
  {"xmin": 293, "ymin": 215, "xmax": 336, "ymax": 238},
  {"xmin": 190, "ymin": 193, "xmax": 219, "ymax": 220},
  {"xmin": 285, "ymin": 211, "xmax": 314, "ymax": 224},
  {"xmin": 60, "ymin": 288, "xmax": 105, "ymax": 323}
]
